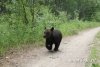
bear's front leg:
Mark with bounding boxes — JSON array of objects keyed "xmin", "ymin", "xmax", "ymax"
[
  {"xmin": 46, "ymin": 44, "xmax": 52, "ymax": 50},
  {"xmin": 54, "ymin": 43, "xmax": 60, "ymax": 51}
]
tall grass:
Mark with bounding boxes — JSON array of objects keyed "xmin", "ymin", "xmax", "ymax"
[
  {"xmin": 86, "ymin": 32, "xmax": 100, "ymax": 67},
  {"xmin": 0, "ymin": 5, "xmax": 100, "ymax": 56}
]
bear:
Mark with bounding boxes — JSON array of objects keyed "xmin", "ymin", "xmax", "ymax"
[{"xmin": 43, "ymin": 27, "xmax": 62, "ymax": 51}]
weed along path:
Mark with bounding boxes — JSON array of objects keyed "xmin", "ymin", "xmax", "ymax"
[{"xmin": 1, "ymin": 27, "xmax": 100, "ymax": 67}]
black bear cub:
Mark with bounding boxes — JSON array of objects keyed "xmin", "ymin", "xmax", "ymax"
[{"xmin": 43, "ymin": 27, "xmax": 62, "ymax": 51}]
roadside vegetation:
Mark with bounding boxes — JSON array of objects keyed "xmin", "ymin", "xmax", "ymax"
[
  {"xmin": 0, "ymin": 0, "xmax": 100, "ymax": 56},
  {"xmin": 87, "ymin": 32, "xmax": 100, "ymax": 67}
]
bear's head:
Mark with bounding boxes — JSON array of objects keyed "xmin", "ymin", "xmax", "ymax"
[{"xmin": 43, "ymin": 27, "xmax": 54, "ymax": 39}]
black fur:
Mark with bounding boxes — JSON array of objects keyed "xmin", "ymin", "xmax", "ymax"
[{"xmin": 43, "ymin": 27, "xmax": 62, "ymax": 51}]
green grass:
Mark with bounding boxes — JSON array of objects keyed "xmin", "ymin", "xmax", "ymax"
[
  {"xmin": 57, "ymin": 21, "xmax": 100, "ymax": 36},
  {"xmin": 86, "ymin": 32, "xmax": 100, "ymax": 67}
]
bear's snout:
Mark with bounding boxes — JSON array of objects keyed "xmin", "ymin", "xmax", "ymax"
[{"xmin": 43, "ymin": 35, "xmax": 46, "ymax": 38}]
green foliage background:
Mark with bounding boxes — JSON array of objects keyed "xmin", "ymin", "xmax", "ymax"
[{"xmin": 0, "ymin": 0, "xmax": 100, "ymax": 56}]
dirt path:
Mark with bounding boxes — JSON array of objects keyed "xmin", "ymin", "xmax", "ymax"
[{"xmin": 1, "ymin": 27, "xmax": 100, "ymax": 67}]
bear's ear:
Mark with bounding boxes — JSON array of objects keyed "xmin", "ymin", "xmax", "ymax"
[
  {"xmin": 51, "ymin": 27, "xmax": 54, "ymax": 31},
  {"xmin": 44, "ymin": 27, "xmax": 46, "ymax": 30}
]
